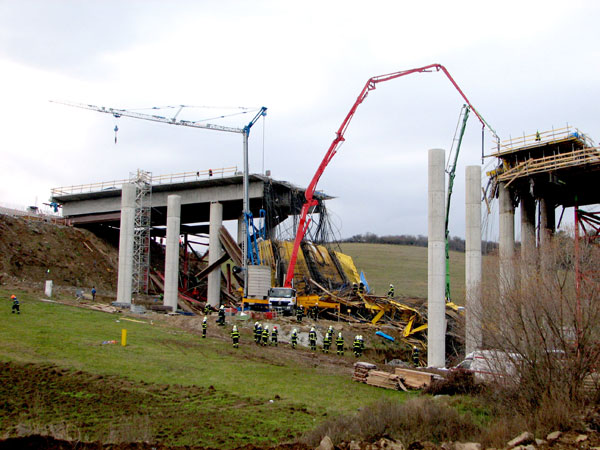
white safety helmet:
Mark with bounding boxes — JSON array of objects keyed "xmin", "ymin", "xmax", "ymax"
[
  {"xmin": 233, "ymin": 325, "xmax": 238, "ymax": 331},
  {"xmin": 359, "ymin": 335, "xmax": 363, "ymax": 340},
  {"xmin": 390, "ymin": 284, "xmax": 394, "ymax": 288},
  {"xmin": 255, "ymin": 321, "xmax": 259, "ymax": 326},
  {"xmin": 264, "ymin": 325, "xmax": 269, "ymax": 330},
  {"xmin": 220, "ymin": 305, "xmax": 224, "ymax": 310},
  {"xmin": 338, "ymin": 332, "xmax": 342, "ymax": 338},
  {"xmin": 310, "ymin": 327, "xmax": 315, "ymax": 332},
  {"xmin": 203, "ymin": 316, "xmax": 207, "ymax": 322},
  {"xmin": 293, "ymin": 328, "xmax": 297, "ymax": 333}
]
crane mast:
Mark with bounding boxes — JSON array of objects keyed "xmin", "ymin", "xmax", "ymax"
[{"xmin": 283, "ymin": 63, "xmax": 497, "ymax": 288}]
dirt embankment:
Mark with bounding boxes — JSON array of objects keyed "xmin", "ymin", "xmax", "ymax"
[{"xmin": 0, "ymin": 215, "xmax": 118, "ymax": 293}]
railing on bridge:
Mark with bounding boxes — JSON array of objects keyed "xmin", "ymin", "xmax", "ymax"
[
  {"xmin": 493, "ymin": 125, "xmax": 595, "ymax": 156},
  {"xmin": 51, "ymin": 166, "xmax": 238, "ymax": 197}
]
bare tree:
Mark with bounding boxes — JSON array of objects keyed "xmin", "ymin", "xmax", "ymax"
[{"xmin": 478, "ymin": 232, "xmax": 600, "ymax": 407}]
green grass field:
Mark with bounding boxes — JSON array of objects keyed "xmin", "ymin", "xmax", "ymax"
[
  {"xmin": 0, "ymin": 288, "xmax": 410, "ymax": 447},
  {"xmin": 340, "ymin": 243, "xmax": 466, "ymax": 302}
]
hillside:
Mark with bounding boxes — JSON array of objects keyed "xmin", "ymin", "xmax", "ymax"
[
  {"xmin": 0, "ymin": 215, "xmax": 118, "ymax": 294},
  {"xmin": 340, "ymin": 242, "xmax": 466, "ymax": 302}
]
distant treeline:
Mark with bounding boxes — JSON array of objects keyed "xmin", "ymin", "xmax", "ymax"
[{"xmin": 342, "ymin": 232, "xmax": 498, "ymax": 254}]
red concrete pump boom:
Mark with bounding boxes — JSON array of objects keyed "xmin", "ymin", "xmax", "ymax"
[{"xmin": 283, "ymin": 63, "xmax": 498, "ymax": 288}]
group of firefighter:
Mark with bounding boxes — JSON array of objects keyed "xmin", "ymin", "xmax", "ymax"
[
  {"xmin": 201, "ymin": 306, "xmax": 366, "ymax": 356},
  {"xmin": 250, "ymin": 322, "xmax": 365, "ymax": 357}
]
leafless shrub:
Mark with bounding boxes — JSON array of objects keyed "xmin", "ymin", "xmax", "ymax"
[
  {"xmin": 301, "ymin": 397, "xmax": 481, "ymax": 447},
  {"xmin": 477, "ymin": 232, "xmax": 600, "ymax": 431},
  {"xmin": 423, "ymin": 369, "xmax": 481, "ymax": 396}
]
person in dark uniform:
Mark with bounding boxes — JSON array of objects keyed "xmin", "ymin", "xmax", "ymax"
[
  {"xmin": 11, "ymin": 295, "xmax": 20, "ymax": 314},
  {"xmin": 323, "ymin": 331, "xmax": 331, "ymax": 353},
  {"xmin": 309, "ymin": 327, "xmax": 317, "ymax": 351},
  {"xmin": 262, "ymin": 326, "xmax": 269, "ymax": 346},
  {"xmin": 217, "ymin": 305, "xmax": 226, "ymax": 326},
  {"xmin": 412, "ymin": 346, "xmax": 420, "ymax": 367},
  {"xmin": 254, "ymin": 322, "xmax": 262, "ymax": 344},
  {"xmin": 291, "ymin": 329, "xmax": 298, "ymax": 349},
  {"xmin": 271, "ymin": 326, "xmax": 278, "ymax": 346},
  {"xmin": 358, "ymin": 335, "xmax": 365, "ymax": 357},
  {"xmin": 336, "ymin": 332, "xmax": 344, "ymax": 355},
  {"xmin": 231, "ymin": 325, "xmax": 240, "ymax": 348},
  {"xmin": 353, "ymin": 335, "xmax": 361, "ymax": 357},
  {"xmin": 202, "ymin": 316, "xmax": 207, "ymax": 338},
  {"xmin": 296, "ymin": 305, "xmax": 304, "ymax": 322}
]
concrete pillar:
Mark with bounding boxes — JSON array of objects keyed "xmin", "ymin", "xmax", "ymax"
[
  {"xmin": 208, "ymin": 202, "xmax": 223, "ymax": 308},
  {"xmin": 499, "ymin": 182, "xmax": 515, "ymax": 296},
  {"xmin": 427, "ymin": 149, "xmax": 446, "ymax": 368},
  {"xmin": 520, "ymin": 191, "xmax": 536, "ymax": 273},
  {"xmin": 164, "ymin": 195, "xmax": 181, "ymax": 312},
  {"xmin": 465, "ymin": 166, "xmax": 482, "ymax": 355},
  {"xmin": 116, "ymin": 183, "xmax": 136, "ymax": 305},
  {"xmin": 44, "ymin": 280, "xmax": 53, "ymax": 298},
  {"xmin": 539, "ymin": 196, "xmax": 555, "ymax": 248}
]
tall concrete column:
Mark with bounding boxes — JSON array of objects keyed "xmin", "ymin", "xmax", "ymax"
[
  {"xmin": 164, "ymin": 195, "xmax": 181, "ymax": 312},
  {"xmin": 116, "ymin": 183, "xmax": 136, "ymax": 305},
  {"xmin": 465, "ymin": 166, "xmax": 482, "ymax": 355},
  {"xmin": 499, "ymin": 182, "xmax": 515, "ymax": 296},
  {"xmin": 539, "ymin": 196, "xmax": 555, "ymax": 248},
  {"xmin": 428, "ymin": 149, "xmax": 446, "ymax": 368},
  {"xmin": 208, "ymin": 202, "xmax": 224, "ymax": 308},
  {"xmin": 520, "ymin": 191, "xmax": 536, "ymax": 274}
]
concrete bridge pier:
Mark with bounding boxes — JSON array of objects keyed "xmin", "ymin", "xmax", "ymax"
[
  {"xmin": 116, "ymin": 183, "xmax": 136, "ymax": 305},
  {"xmin": 465, "ymin": 166, "xmax": 482, "ymax": 355},
  {"xmin": 164, "ymin": 195, "xmax": 181, "ymax": 312},
  {"xmin": 428, "ymin": 148, "xmax": 446, "ymax": 368},
  {"xmin": 520, "ymin": 190, "xmax": 537, "ymax": 279},
  {"xmin": 208, "ymin": 202, "xmax": 223, "ymax": 308},
  {"xmin": 499, "ymin": 182, "xmax": 515, "ymax": 297}
]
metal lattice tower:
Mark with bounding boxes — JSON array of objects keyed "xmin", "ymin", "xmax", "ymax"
[{"xmin": 130, "ymin": 169, "xmax": 152, "ymax": 294}]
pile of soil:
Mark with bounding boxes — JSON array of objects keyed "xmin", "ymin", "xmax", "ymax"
[{"xmin": 0, "ymin": 215, "xmax": 118, "ymax": 292}]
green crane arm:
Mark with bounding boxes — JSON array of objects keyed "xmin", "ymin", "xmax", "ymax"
[{"xmin": 445, "ymin": 105, "xmax": 470, "ymax": 302}]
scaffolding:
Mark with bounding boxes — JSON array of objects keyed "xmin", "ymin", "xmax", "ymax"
[{"xmin": 131, "ymin": 169, "xmax": 152, "ymax": 294}]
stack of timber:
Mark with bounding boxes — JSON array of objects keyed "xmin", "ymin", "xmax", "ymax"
[
  {"xmin": 366, "ymin": 370, "xmax": 407, "ymax": 391},
  {"xmin": 394, "ymin": 368, "xmax": 434, "ymax": 390},
  {"xmin": 352, "ymin": 362, "xmax": 377, "ymax": 383}
]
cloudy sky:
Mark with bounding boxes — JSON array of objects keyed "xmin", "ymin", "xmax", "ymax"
[{"xmin": 1, "ymin": 0, "xmax": 598, "ymax": 241}]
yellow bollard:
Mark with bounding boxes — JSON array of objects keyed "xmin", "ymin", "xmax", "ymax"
[{"xmin": 121, "ymin": 329, "xmax": 127, "ymax": 347}]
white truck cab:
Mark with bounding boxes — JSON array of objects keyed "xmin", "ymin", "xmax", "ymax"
[{"xmin": 267, "ymin": 287, "xmax": 296, "ymax": 314}]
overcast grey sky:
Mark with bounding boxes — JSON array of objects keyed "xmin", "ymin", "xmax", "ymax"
[{"xmin": 1, "ymin": 0, "xmax": 598, "ymax": 241}]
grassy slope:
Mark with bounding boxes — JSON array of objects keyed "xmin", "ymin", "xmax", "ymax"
[
  {"xmin": 340, "ymin": 243, "xmax": 466, "ymax": 302},
  {"xmin": 0, "ymin": 288, "xmax": 409, "ymax": 447}
]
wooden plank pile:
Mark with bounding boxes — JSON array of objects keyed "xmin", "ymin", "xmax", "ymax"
[
  {"xmin": 366, "ymin": 370, "xmax": 407, "ymax": 391},
  {"xmin": 352, "ymin": 362, "xmax": 377, "ymax": 383},
  {"xmin": 394, "ymin": 368, "xmax": 434, "ymax": 389}
]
